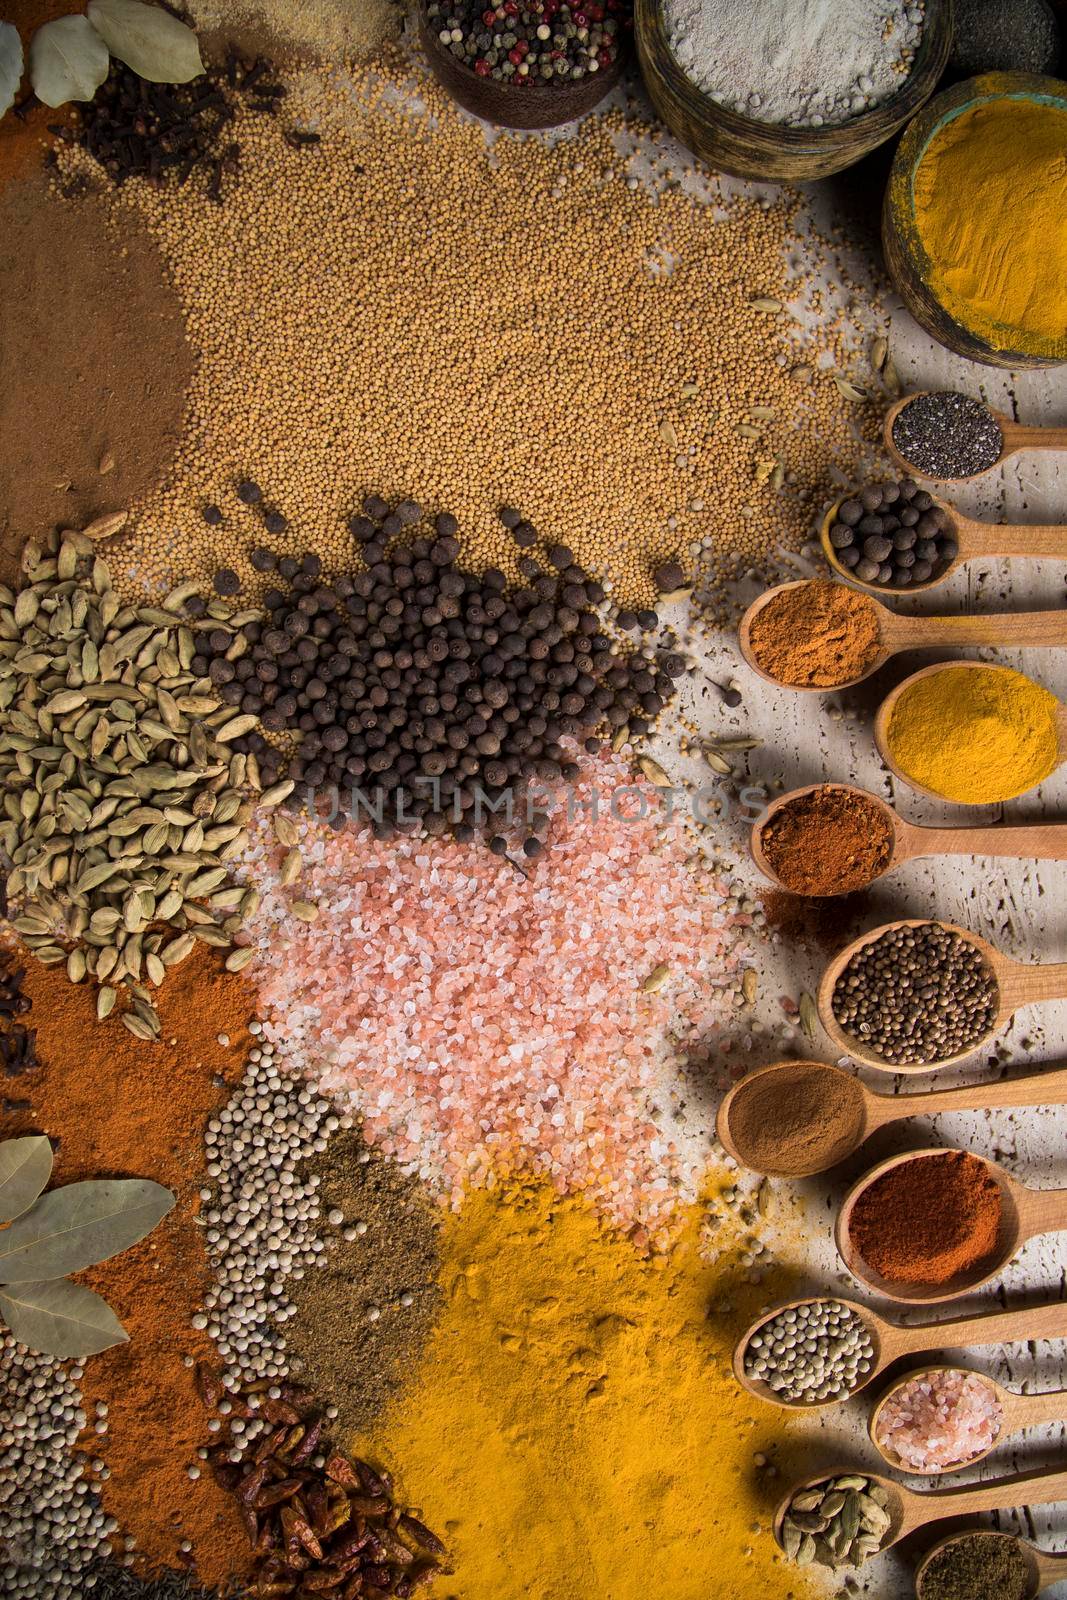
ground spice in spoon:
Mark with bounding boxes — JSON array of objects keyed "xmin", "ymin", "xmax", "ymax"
[
  {"xmin": 848, "ymin": 1150, "xmax": 1002, "ymax": 1289},
  {"xmin": 757, "ymin": 785, "xmax": 895, "ymax": 895},
  {"xmin": 746, "ymin": 580, "xmax": 881, "ymax": 688},
  {"xmin": 918, "ymin": 1530, "xmax": 1033, "ymax": 1600},
  {"xmin": 724, "ymin": 1062, "xmax": 866, "ymax": 1176}
]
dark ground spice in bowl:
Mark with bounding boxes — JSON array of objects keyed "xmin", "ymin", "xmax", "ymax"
[{"xmin": 757, "ymin": 785, "xmax": 895, "ymax": 896}]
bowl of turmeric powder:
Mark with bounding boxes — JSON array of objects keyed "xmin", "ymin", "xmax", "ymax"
[{"xmin": 884, "ymin": 72, "xmax": 1067, "ymax": 369}]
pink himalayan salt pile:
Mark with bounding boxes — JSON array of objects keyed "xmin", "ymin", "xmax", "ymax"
[
  {"xmin": 875, "ymin": 1368, "xmax": 1003, "ymax": 1473},
  {"xmin": 236, "ymin": 755, "xmax": 752, "ymax": 1246}
]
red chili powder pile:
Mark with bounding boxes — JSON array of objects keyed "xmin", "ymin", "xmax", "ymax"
[{"xmin": 848, "ymin": 1150, "xmax": 1002, "ymax": 1288}]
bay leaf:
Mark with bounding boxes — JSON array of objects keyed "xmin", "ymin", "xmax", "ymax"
[
  {"xmin": 87, "ymin": 0, "xmax": 203, "ymax": 83},
  {"xmin": 0, "ymin": 1177, "xmax": 174, "ymax": 1282},
  {"xmin": 0, "ymin": 1136, "xmax": 53, "ymax": 1226},
  {"xmin": 0, "ymin": 22, "xmax": 23, "ymax": 119},
  {"xmin": 29, "ymin": 15, "xmax": 109, "ymax": 107},
  {"xmin": 0, "ymin": 1278, "xmax": 128, "ymax": 1359}
]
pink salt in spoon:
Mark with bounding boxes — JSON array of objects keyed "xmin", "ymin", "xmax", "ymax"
[{"xmin": 870, "ymin": 1363, "xmax": 1067, "ymax": 1477}]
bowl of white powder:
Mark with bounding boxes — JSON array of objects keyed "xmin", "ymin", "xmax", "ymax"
[{"xmin": 635, "ymin": 0, "xmax": 952, "ymax": 180}]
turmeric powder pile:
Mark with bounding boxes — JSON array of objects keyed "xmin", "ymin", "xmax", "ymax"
[
  {"xmin": 885, "ymin": 663, "xmax": 1060, "ymax": 804},
  {"xmin": 357, "ymin": 1182, "xmax": 816, "ymax": 1600},
  {"xmin": 911, "ymin": 90, "xmax": 1067, "ymax": 360}
]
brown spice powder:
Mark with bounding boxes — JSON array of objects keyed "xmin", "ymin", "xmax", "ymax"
[
  {"xmin": 747, "ymin": 579, "xmax": 882, "ymax": 688},
  {"xmin": 759, "ymin": 784, "xmax": 895, "ymax": 896},
  {"xmin": 286, "ymin": 1130, "xmax": 441, "ymax": 1442},
  {"xmin": 848, "ymin": 1150, "xmax": 1003, "ymax": 1289},
  {"xmin": 725, "ymin": 1061, "xmax": 866, "ymax": 1177},
  {"xmin": 0, "ymin": 172, "xmax": 193, "ymax": 571},
  {"xmin": 0, "ymin": 948, "xmax": 256, "ymax": 1588}
]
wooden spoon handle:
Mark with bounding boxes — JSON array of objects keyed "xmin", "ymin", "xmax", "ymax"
[
  {"xmin": 958, "ymin": 521, "xmax": 1067, "ymax": 560},
  {"xmin": 900, "ymin": 1465, "xmax": 1067, "ymax": 1536},
  {"xmin": 998, "ymin": 960, "xmax": 1067, "ymax": 1010},
  {"xmin": 1017, "ymin": 1187, "xmax": 1067, "ymax": 1243},
  {"xmin": 891, "ymin": 1300, "xmax": 1067, "ymax": 1356},
  {"xmin": 896, "ymin": 610, "xmax": 1067, "ymax": 650},
  {"xmin": 1012, "ymin": 1388, "xmax": 1067, "ymax": 1430},
  {"xmin": 889, "ymin": 1065, "xmax": 1067, "ymax": 1122},
  {"xmin": 1034, "ymin": 1547, "xmax": 1067, "ymax": 1585},
  {"xmin": 904, "ymin": 822, "xmax": 1067, "ymax": 863},
  {"xmin": 1003, "ymin": 425, "xmax": 1067, "ymax": 454}
]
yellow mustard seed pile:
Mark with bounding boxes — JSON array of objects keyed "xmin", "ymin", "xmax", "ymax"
[{"xmin": 77, "ymin": 54, "xmax": 878, "ymax": 611}]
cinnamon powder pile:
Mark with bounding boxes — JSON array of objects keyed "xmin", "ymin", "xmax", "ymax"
[
  {"xmin": 0, "ymin": 170, "xmax": 193, "ymax": 574},
  {"xmin": 1, "ymin": 949, "xmax": 256, "ymax": 1587}
]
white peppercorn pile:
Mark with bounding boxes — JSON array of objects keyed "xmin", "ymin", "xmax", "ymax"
[
  {"xmin": 0, "ymin": 1332, "xmax": 117, "ymax": 1600},
  {"xmin": 831, "ymin": 923, "xmax": 999, "ymax": 1066},
  {"xmin": 742, "ymin": 1300, "xmax": 874, "ymax": 1403},
  {"xmin": 194, "ymin": 499, "xmax": 687, "ymax": 846},
  {"xmin": 196, "ymin": 1022, "xmax": 347, "ymax": 1390}
]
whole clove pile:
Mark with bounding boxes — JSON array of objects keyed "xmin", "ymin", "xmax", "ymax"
[
  {"xmin": 54, "ymin": 54, "xmax": 287, "ymax": 200},
  {"xmin": 199, "ymin": 1365, "xmax": 446, "ymax": 1597},
  {"xmin": 194, "ymin": 496, "xmax": 685, "ymax": 847}
]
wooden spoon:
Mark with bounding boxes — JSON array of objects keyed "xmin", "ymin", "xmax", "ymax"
[
  {"xmin": 916, "ymin": 1530, "xmax": 1067, "ymax": 1600},
  {"xmin": 884, "ymin": 393, "xmax": 1067, "ymax": 485},
  {"xmin": 817, "ymin": 917, "xmax": 1067, "ymax": 1074},
  {"xmin": 871, "ymin": 1364, "xmax": 1067, "ymax": 1476},
  {"xmin": 774, "ymin": 1462, "xmax": 1067, "ymax": 1563},
  {"xmin": 734, "ymin": 1294, "xmax": 1067, "ymax": 1412},
  {"xmin": 819, "ymin": 494, "xmax": 1067, "ymax": 600},
  {"xmin": 716, "ymin": 1058, "xmax": 1067, "ymax": 1178},
  {"xmin": 874, "ymin": 660, "xmax": 1067, "ymax": 803},
  {"xmin": 737, "ymin": 579, "xmax": 1067, "ymax": 692},
  {"xmin": 751, "ymin": 783, "xmax": 1067, "ymax": 895},
  {"xmin": 837, "ymin": 1147, "xmax": 1067, "ymax": 1306}
]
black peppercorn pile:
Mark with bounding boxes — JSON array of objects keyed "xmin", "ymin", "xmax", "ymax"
[
  {"xmin": 425, "ymin": 0, "xmax": 628, "ymax": 85},
  {"xmin": 827, "ymin": 480, "xmax": 958, "ymax": 589},
  {"xmin": 831, "ymin": 922, "xmax": 999, "ymax": 1066},
  {"xmin": 193, "ymin": 498, "xmax": 684, "ymax": 847}
]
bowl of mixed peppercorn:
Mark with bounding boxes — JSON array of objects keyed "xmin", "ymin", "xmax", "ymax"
[{"xmin": 420, "ymin": 0, "xmax": 630, "ymax": 129}]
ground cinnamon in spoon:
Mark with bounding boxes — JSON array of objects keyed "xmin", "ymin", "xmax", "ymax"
[
  {"xmin": 746, "ymin": 579, "xmax": 882, "ymax": 687},
  {"xmin": 758, "ymin": 785, "xmax": 895, "ymax": 895},
  {"xmin": 848, "ymin": 1150, "xmax": 1002, "ymax": 1289},
  {"xmin": 725, "ymin": 1061, "xmax": 866, "ymax": 1176}
]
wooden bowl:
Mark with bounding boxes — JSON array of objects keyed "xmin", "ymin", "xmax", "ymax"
[
  {"xmin": 418, "ymin": 8, "xmax": 625, "ymax": 130},
  {"xmin": 883, "ymin": 72, "xmax": 1067, "ymax": 370},
  {"xmin": 633, "ymin": 0, "xmax": 952, "ymax": 181}
]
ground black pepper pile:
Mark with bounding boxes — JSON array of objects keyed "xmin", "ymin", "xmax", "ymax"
[
  {"xmin": 891, "ymin": 392, "xmax": 1004, "ymax": 481},
  {"xmin": 425, "ymin": 0, "xmax": 628, "ymax": 83},
  {"xmin": 827, "ymin": 478, "xmax": 957, "ymax": 588},
  {"xmin": 831, "ymin": 922, "xmax": 999, "ymax": 1066},
  {"xmin": 287, "ymin": 1132, "xmax": 441, "ymax": 1438},
  {"xmin": 917, "ymin": 1530, "xmax": 1032, "ymax": 1600},
  {"xmin": 195, "ymin": 496, "xmax": 684, "ymax": 846}
]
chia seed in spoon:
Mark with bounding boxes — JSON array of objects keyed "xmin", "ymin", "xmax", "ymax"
[{"xmin": 892, "ymin": 391, "xmax": 1004, "ymax": 481}]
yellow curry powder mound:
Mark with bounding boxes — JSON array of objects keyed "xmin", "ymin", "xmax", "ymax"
[
  {"xmin": 358, "ymin": 1183, "xmax": 814, "ymax": 1600},
  {"xmin": 886, "ymin": 663, "xmax": 1059, "ymax": 805},
  {"xmin": 912, "ymin": 95, "xmax": 1067, "ymax": 356}
]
